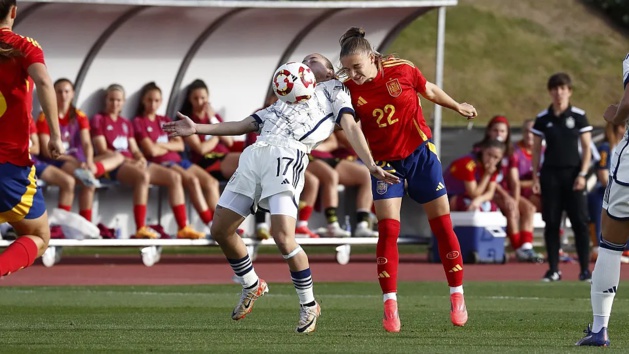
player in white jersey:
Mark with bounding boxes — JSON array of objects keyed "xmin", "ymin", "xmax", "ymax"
[
  {"xmin": 576, "ymin": 53, "xmax": 629, "ymax": 347},
  {"xmin": 164, "ymin": 53, "xmax": 398, "ymax": 334}
]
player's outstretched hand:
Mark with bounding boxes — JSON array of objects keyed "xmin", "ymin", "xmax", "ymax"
[
  {"xmin": 368, "ymin": 165, "xmax": 400, "ymax": 185},
  {"xmin": 48, "ymin": 136, "xmax": 65, "ymax": 159},
  {"xmin": 163, "ymin": 113, "xmax": 197, "ymax": 137},
  {"xmin": 458, "ymin": 102, "xmax": 477, "ymax": 120}
]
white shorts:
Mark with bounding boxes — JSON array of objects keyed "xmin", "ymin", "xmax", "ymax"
[
  {"xmin": 222, "ymin": 143, "xmax": 308, "ymax": 213},
  {"xmin": 603, "ymin": 137, "xmax": 629, "ymax": 219}
]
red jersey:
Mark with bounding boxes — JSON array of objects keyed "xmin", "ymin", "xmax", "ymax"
[
  {"xmin": 344, "ymin": 58, "xmax": 430, "ymax": 161},
  {"xmin": 133, "ymin": 115, "xmax": 181, "ymax": 164},
  {"xmin": 189, "ymin": 113, "xmax": 230, "ymax": 163},
  {"xmin": 0, "ymin": 29, "xmax": 45, "ymax": 166},
  {"xmin": 90, "ymin": 113, "xmax": 134, "ymax": 158},
  {"xmin": 443, "ymin": 155, "xmax": 498, "ymax": 197}
]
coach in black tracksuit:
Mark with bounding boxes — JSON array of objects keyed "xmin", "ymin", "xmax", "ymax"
[{"xmin": 531, "ymin": 73, "xmax": 592, "ymax": 282}]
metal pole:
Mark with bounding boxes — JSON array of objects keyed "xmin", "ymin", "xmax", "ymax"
[{"xmin": 434, "ymin": 6, "xmax": 446, "ymax": 156}]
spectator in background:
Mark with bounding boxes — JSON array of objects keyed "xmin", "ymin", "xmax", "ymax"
[
  {"xmin": 306, "ymin": 133, "xmax": 350, "ymax": 237},
  {"xmin": 531, "ymin": 72, "xmax": 592, "ymax": 282},
  {"xmin": 474, "ymin": 116, "xmax": 541, "ymax": 262},
  {"xmin": 133, "ymin": 82, "xmax": 217, "ymax": 236},
  {"xmin": 29, "ymin": 118, "xmax": 77, "ymax": 215},
  {"xmin": 316, "ymin": 130, "xmax": 378, "ymax": 237},
  {"xmin": 514, "ymin": 119, "xmax": 543, "ymax": 211},
  {"xmin": 588, "ymin": 121, "xmax": 627, "ymax": 261},
  {"xmin": 179, "ymin": 79, "xmax": 239, "ymax": 181},
  {"xmin": 91, "ymin": 84, "xmax": 201, "ymax": 239},
  {"xmin": 444, "ymin": 139, "xmax": 505, "ymax": 212},
  {"xmin": 36, "ymin": 78, "xmax": 125, "ymax": 223}
]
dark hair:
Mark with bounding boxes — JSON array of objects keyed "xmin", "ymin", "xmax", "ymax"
[
  {"xmin": 475, "ymin": 139, "xmax": 506, "ymax": 168},
  {"xmin": 53, "ymin": 78, "xmax": 77, "ymax": 122},
  {"xmin": 547, "ymin": 72, "xmax": 572, "ymax": 90},
  {"xmin": 473, "ymin": 115, "xmax": 513, "ymax": 156},
  {"xmin": 338, "ymin": 27, "xmax": 383, "ymax": 71},
  {"xmin": 179, "ymin": 79, "xmax": 208, "ymax": 118},
  {"xmin": 0, "ymin": 0, "xmax": 15, "ymax": 19},
  {"xmin": 136, "ymin": 81, "xmax": 161, "ymax": 118},
  {"xmin": 0, "ymin": 1, "xmax": 19, "ymax": 60}
]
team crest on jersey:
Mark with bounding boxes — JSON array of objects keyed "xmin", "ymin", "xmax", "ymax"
[
  {"xmin": 122, "ymin": 123, "xmax": 128, "ymax": 134},
  {"xmin": 565, "ymin": 116, "xmax": 575, "ymax": 129},
  {"xmin": 386, "ymin": 79, "xmax": 402, "ymax": 97},
  {"xmin": 376, "ymin": 180, "xmax": 388, "ymax": 195}
]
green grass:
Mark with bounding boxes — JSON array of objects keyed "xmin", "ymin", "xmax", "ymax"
[
  {"xmin": 389, "ymin": 0, "xmax": 629, "ymax": 126},
  {"xmin": 0, "ymin": 281, "xmax": 627, "ymax": 353}
]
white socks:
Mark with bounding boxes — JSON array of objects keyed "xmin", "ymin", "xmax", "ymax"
[
  {"xmin": 591, "ymin": 247, "xmax": 622, "ymax": 332},
  {"xmin": 383, "ymin": 292, "xmax": 397, "ymax": 302},
  {"xmin": 450, "ymin": 286, "xmax": 464, "ymax": 295}
]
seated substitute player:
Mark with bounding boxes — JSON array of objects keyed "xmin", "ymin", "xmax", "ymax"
[
  {"xmin": 163, "ymin": 54, "xmax": 398, "ymax": 334},
  {"xmin": 577, "ymin": 53, "xmax": 629, "ymax": 347},
  {"xmin": 133, "ymin": 82, "xmax": 217, "ymax": 235},
  {"xmin": 444, "ymin": 140, "xmax": 505, "ymax": 212}
]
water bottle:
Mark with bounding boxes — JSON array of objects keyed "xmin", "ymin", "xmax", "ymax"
[
  {"xmin": 114, "ymin": 217, "xmax": 121, "ymax": 239},
  {"xmin": 344, "ymin": 215, "xmax": 352, "ymax": 238}
]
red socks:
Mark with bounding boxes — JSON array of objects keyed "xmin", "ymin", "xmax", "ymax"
[
  {"xmin": 508, "ymin": 232, "xmax": 521, "ymax": 250},
  {"xmin": 172, "ymin": 204, "xmax": 188, "ymax": 229},
  {"xmin": 0, "ymin": 237, "xmax": 38, "ymax": 276},
  {"xmin": 134, "ymin": 204, "xmax": 147, "ymax": 229},
  {"xmin": 521, "ymin": 230, "xmax": 533, "ymax": 246},
  {"xmin": 429, "ymin": 214, "xmax": 464, "ymax": 287},
  {"xmin": 94, "ymin": 162, "xmax": 106, "ymax": 178},
  {"xmin": 79, "ymin": 209, "xmax": 92, "ymax": 222},
  {"xmin": 58, "ymin": 204, "xmax": 71, "ymax": 212},
  {"xmin": 299, "ymin": 205, "xmax": 313, "ymax": 222},
  {"xmin": 376, "ymin": 219, "xmax": 400, "ymax": 294},
  {"xmin": 199, "ymin": 209, "xmax": 213, "ymax": 224}
]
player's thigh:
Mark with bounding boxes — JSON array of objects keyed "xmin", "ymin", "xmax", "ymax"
[
  {"xmin": 307, "ymin": 159, "xmax": 337, "ymax": 184},
  {"xmin": 147, "ymin": 163, "xmax": 180, "ymax": 186},
  {"xmin": 374, "ymin": 197, "xmax": 402, "ymax": 221},
  {"xmin": 601, "ymin": 211, "xmax": 629, "ymax": 245},
  {"xmin": 602, "ymin": 177, "xmax": 629, "ymax": 244},
  {"xmin": 39, "ymin": 165, "xmax": 74, "ymax": 189},
  {"xmin": 0, "ymin": 164, "xmax": 47, "ymax": 225},
  {"xmin": 337, "ymin": 160, "xmax": 369, "ymax": 186},
  {"xmin": 115, "ymin": 161, "xmax": 148, "ymax": 186},
  {"xmin": 10, "ymin": 212, "xmax": 51, "ymax": 246}
]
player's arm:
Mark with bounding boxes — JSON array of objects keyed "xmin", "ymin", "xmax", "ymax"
[
  {"xmin": 605, "ymin": 88, "xmax": 629, "ymax": 125},
  {"xmin": 420, "ymin": 81, "xmax": 477, "ymax": 119},
  {"xmin": 339, "ymin": 114, "xmax": 399, "ymax": 184},
  {"xmin": 29, "ymin": 132, "xmax": 40, "ymax": 156},
  {"xmin": 531, "ymin": 135, "xmax": 543, "ymax": 193},
  {"xmin": 157, "ymin": 137, "xmax": 184, "ymax": 152},
  {"xmin": 139, "ymin": 137, "xmax": 169, "ymax": 158},
  {"xmin": 164, "ymin": 113, "xmax": 259, "ymax": 137},
  {"xmin": 80, "ymin": 129, "xmax": 95, "ymax": 168},
  {"xmin": 28, "ymin": 63, "xmax": 63, "ymax": 158}
]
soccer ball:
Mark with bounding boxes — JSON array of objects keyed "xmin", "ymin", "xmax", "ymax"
[{"xmin": 272, "ymin": 62, "xmax": 316, "ymax": 104}]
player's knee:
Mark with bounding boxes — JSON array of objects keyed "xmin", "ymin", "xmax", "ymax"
[
  {"xmin": 61, "ymin": 174, "xmax": 75, "ymax": 191},
  {"xmin": 169, "ymin": 171, "xmax": 182, "ymax": 186},
  {"xmin": 282, "ymin": 245, "xmax": 303, "ymax": 260},
  {"xmin": 186, "ymin": 175, "xmax": 200, "ymax": 190}
]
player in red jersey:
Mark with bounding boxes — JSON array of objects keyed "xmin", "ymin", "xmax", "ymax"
[
  {"xmin": 133, "ymin": 82, "xmax": 215, "ymax": 237},
  {"xmin": 0, "ymin": 0, "xmax": 64, "ymax": 276},
  {"xmin": 178, "ymin": 79, "xmax": 240, "ymax": 181},
  {"xmin": 92, "ymin": 84, "xmax": 201, "ymax": 239},
  {"xmin": 37, "ymin": 78, "xmax": 125, "ymax": 222},
  {"xmin": 339, "ymin": 27, "xmax": 477, "ymax": 331}
]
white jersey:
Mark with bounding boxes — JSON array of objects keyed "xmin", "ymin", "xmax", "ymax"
[
  {"xmin": 603, "ymin": 53, "xmax": 629, "ymax": 218},
  {"xmin": 252, "ymin": 79, "xmax": 354, "ymax": 153}
]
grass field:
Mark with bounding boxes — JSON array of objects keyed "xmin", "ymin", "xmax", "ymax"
[{"xmin": 0, "ymin": 281, "xmax": 627, "ymax": 353}]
